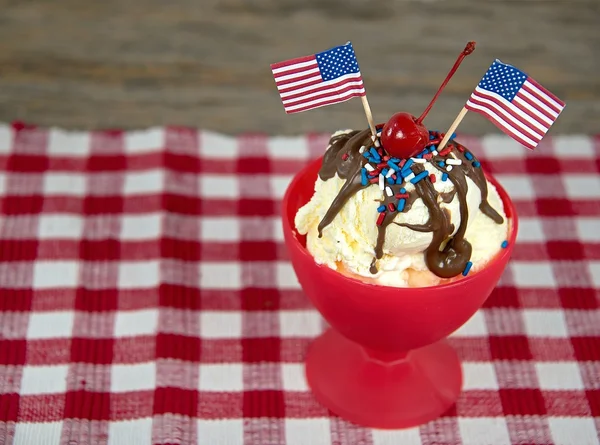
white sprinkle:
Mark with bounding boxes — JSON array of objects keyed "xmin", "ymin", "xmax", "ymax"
[
  {"xmin": 385, "ymin": 169, "xmax": 394, "ymax": 178},
  {"xmin": 359, "ymin": 146, "xmax": 366, "ymax": 154},
  {"xmin": 430, "ymin": 149, "xmax": 438, "ymax": 156},
  {"xmin": 404, "ymin": 171, "xmax": 415, "ymax": 181},
  {"xmin": 365, "ymin": 163, "xmax": 375, "ymax": 172},
  {"xmin": 385, "ymin": 186, "xmax": 393, "ymax": 197},
  {"xmin": 378, "ymin": 174, "xmax": 385, "ymax": 190},
  {"xmin": 374, "ymin": 139, "xmax": 381, "ymax": 147},
  {"xmin": 446, "ymin": 159, "xmax": 462, "ymax": 166},
  {"xmin": 411, "ymin": 158, "xmax": 427, "ymax": 164},
  {"xmin": 372, "ymin": 135, "xmax": 377, "ymax": 141},
  {"xmin": 446, "ymin": 165, "xmax": 454, "ymax": 172}
]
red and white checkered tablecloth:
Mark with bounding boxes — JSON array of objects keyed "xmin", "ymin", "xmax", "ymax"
[{"xmin": 0, "ymin": 122, "xmax": 599, "ymax": 445}]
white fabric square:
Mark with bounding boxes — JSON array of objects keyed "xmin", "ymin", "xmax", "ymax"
[
  {"xmin": 270, "ymin": 175, "xmax": 294, "ymax": 198},
  {"xmin": 482, "ymin": 134, "xmax": 526, "ymax": 159},
  {"xmin": 553, "ymin": 136, "xmax": 595, "ymax": 157},
  {"xmin": 14, "ymin": 422, "xmax": 62, "ymax": 445},
  {"xmin": 0, "ymin": 173, "xmax": 5, "ymax": 196},
  {"xmin": 0, "ymin": 124, "xmax": 11, "ymax": 153},
  {"xmin": 548, "ymin": 417, "xmax": 600, "ymax": 445},
  {"xmin": 511, "ymin": 262, "xmax": 557, "ymax": 288},
  {"xmin": 523, "ymin": 309, "xmax": 568, "ymax": 337},
  {"xmin": 200, "ymin": 263, "xmax": 241, "ymax": 289},
  {"xmin": 267, "ymin": 136, "xmax": 309, "ymax": 159},
  {"xmin": 517, "ymin": 218, "xmax": 546, "ymax": 242},
  {"xmin": 111, "ymin": 363, "xmax": 156, "ymax": 392},
  {"xmin": 200, "ymin": 175, "xmax": 239, "ymax": 198},
  {"xmin": 372, "ymin": 428, "xmax": 422, "ymax": 445},
  {"xmin": 462, "ymin": 362, "xmax": 499, "ymax": 390},
  {"xmin": 285, "ymin": 419, "xmax": 331, "ymax": 445},
  {"xmin": 589, "ymin": 261, "xmax": 600, "ymax": 288},
  {"xmin": 118, "ymin": 261, "xmax": 160, "ymax": 289},
  {"xmin": 536, "ymin": 363, "xmax": 584, "ymax": 390},
  {"xmin": 563, "ymin": 175, "xmax": 600, "ymax": 198},
  {"xmin": 279, "ymin": 310, "xmax": 323, "ymax": 338},
  {"xmin": 199, "ymin": 364, "xmax": 243, "ymax": 391},
  {"xmin": 38, "ymin": 214, "xmax": 84, "ymax": 239},
  {"xmin": 27, "ymin": 311, "xmax": 74, "ymax": 339},
  {"xmin": 576, "ymin": 218, "xmax": 600, "ymax": 242},
  {"xmin": 20, "ymin": 365, "xmax": 69, "ymax": 395},
  {"xmin": 124, "ymin": 170, "xmax": 164, "ymax": 194},
  {"xmin": 120, "ymin": 214, "xmax": 162, "ymax": 240},
  {"xmin": 276, "ymin": 262, "xmax": 300, "ymax": 289},
  {"xmin": 281, "ymin": 363, "xmax": 309, "ymax": 391},
  {"xmin": 200, "ymin": 131, "xmax": 238, "ymax": 159},
  {"xmin": 114, "ymin": 309, "xmax": 158, "ymax": 337},
  {"xmin": 200, "ymin": 217, "xmax": 240, "ymax": 241},
  {"xmin": 48, "ymin": 129, "xmax": 91, "ymax": 156},
  {"xmin": 458, "ymin": 417, "xmax": 511, "ymax": 445},
  {"xmin": 108, "ymin": 418, "xmax": 153, "ymax": 445},
  {"xmin": 197, "ymin": 419, "xmax": 243, "ymax": 445},
  {"xmin": 450, "ymin": 311, "xmax": 488, "ymax": 337},
  {"xmin": 33, "ymin": 261, "xmax": 79, "ymax": 289},
  {"xmin": 124, "ymin": 128, "xmax": 164, "ymax": 153},
  {"xmin": 494, "ymin": 175, "xmax": 535, "ymax": 199},
  {"xmin": 200, "ymin": 311, "xmax": 242, "ymax": 338},
  {"xmin": 43, "ymin": 173, "xmax": 86, "ymax": 196}
]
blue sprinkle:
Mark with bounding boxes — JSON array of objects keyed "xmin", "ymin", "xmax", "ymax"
[
  {"xmin": 410, "ymin": 170, "xmax": 429, "ymax": 184},
  {"xmin": 361, "ymin": 168, "xmax": 368, "ymax": 186},
  {"xmin": 501, "ymin": 240, "xmax": 509, "ymax": 249},
  {"xmin": 403, "ymin": 159, "xmax": 414, "ymax": 170},
  {"xmin": 370, "ymin": 147, "xmax": 381, "ymax": 162},
  {"xmin": 438, "ymin": 161, "xmax": 445, "ymax": 167},
  {"xmin": 395, "ymin": 175, "xmax": 403, "ymax": 185},
  {"xmin": 391, "ymin": 157, "xmax": 401, "ymax": 163},
  {"xmin": 381, "ymin": 168, "xmax": 389, "ymax": 177},
  {"xmin": 451, "ymin": 132, "xmax": 456, "ymax": 140},
  {"xmin": 387, "ymin": 160, "xmax": 399, "ymax": 171},
  {"xmin": 473, "ymin": 161, "xmax": 481, "ymax": 168},
  {"xmin": 429, "ymin": 134, "xmax": 435, "ymax": 140},
  {"xmin": 377, "ymin": 205, "xmax": 386, "ymax": 213},
  {"xmin": 462, "ymin": 261, "xmax": 473, "ymax": 276},
  {"xmin": 465, "ymin": 152, "xmax": 473, "ymax": 160},
  {"xmin": 386, "ymin": 177, "xmax": 394, "ymax": 185},
  {"xmin": 442, "ymin": 173, "xmax": 448, "ymax": 182},
  {"xmin": 400, "ymin": 168, "xmax": 412, "ymax": 179},
  {"xmin": 400, "ymin": 188, "xmax": 406, "ymax": 194},
  {"xmin": 397, "ymin": 198, "xmax": 406, "ymax": 212},
  {"xmin": 362, "ymin": 151, "xmax": 371, "ymax": 159}
]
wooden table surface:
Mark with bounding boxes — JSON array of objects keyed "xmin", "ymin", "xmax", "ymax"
[{"xmin": 0, "ymin": 0, "xmax": 598, "ymax": 135}]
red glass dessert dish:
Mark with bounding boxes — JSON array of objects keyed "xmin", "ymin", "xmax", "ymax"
[{"xmin": 282, "ymin": 156, "xmax": 518, "ymax": 429}]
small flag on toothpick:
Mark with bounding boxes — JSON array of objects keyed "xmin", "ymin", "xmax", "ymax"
[
  {"xmin": 271, "ymin": 42, "xmax": 377, "ymax": 136},
  {"xmin": 465, "ymin": 59, "xmax": 565, "ymax": 149}
]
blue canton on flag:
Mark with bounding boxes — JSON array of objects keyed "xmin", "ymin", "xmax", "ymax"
[
  {"xmin": 315, "ymin": 44, "xmax": 361, "ymax": 82},
  {"xmin": 477, "ymin": 61, "xmax": 528, "ymax": 102}
]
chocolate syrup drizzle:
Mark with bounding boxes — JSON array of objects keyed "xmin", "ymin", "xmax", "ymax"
[{"xmin": 317, "ymin": 129, "xmax": 504, "ymax": 278}]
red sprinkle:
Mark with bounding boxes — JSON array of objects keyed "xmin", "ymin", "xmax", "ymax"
[
  {"xmin": 383, "ymin": 155, "xmax": 390, "ymax": 161},
  {"xmin": 369, "ymin": 177, "xmax": 379, "ymax": 184},
  {"xmin": 395, "ymin": 193, "xmax": 409, "ymax": 199},
  {"xmin": 377, "ymin": 162, "xmax": 387, "ymax": 169},
  {"xmin": 399, "ymin": 159, "xmax": 406, "ymax": 168},
  {"xmin": 438, "ymin": 147, "xmax": 452, "ymax": 156},
  {"xmin": 387, "ymin": 203, "xmax": 396, "ymax": 212},
  {"xmin": 376, "ymin": 212, "xmax": 386, "ymax": 226},
  {"xmin": 392, "ymin": 174, "xmax": 397, "ymax": 180},
  {"xmin": 423, "ymin": 153, "xmax": 433, "ymax": 160},
  {"xmin": 378, "ymin": 148, "xmax": 384, "ymax": 156},
  {"xmin": 341, "ymin": 153, "xmax": 349, "ymax": 161},
  {"xmin": 429, "ymin": 174, "xmax": 436, "ymax": 183},
  {"xmin": 456, "ymin": 144, "xmax": 465, "ymax": 152}
]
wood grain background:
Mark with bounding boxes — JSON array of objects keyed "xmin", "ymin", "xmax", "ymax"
[{"xmin": 0, "ymin": 0, "xmax": 598, "ymax": 135}]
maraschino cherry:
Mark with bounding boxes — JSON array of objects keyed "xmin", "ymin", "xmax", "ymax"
[{"xmin": 380, "ymin": 41, "xmax": 476, "ymax": 159}]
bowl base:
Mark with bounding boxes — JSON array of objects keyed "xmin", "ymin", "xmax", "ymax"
[{"xmin": 305, "ymin": 329, "xmax": 462, "ymax": 429}]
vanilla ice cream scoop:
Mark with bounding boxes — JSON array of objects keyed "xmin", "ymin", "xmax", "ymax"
[{"xmin": 295, "ymin": 128, "xmax": 509, "ymax": 287}]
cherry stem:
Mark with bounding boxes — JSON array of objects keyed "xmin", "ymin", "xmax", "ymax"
[{"xmin": 416, "ymin": 41, "xmax": 476, "ymax": 125}]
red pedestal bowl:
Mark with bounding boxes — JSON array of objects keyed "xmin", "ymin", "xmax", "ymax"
[{"xmin": 282, "ymin": 156, "xmax": 518, "ymax": 429}]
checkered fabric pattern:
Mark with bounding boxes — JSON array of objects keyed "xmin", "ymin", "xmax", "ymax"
[{"xmin": 0, "ymin": 122, "xmax": 599, "ymax": 445}]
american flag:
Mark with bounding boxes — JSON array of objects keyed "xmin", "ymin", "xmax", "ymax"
[
  {"xmin": 465, "ymin": 60, "xmax": 565, "ymax": 149},
  {"xmin": 271, "ymin": 42, "xmax": 366, "ymax": 114}
]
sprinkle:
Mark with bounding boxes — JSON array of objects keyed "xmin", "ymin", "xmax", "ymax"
[
  {"xmin": 429, "ymin": 134, "xmax": 435, "ymax": 140},
  {"xmin": 372, "ymin": 134, "xmax": 377, "ymax": 141},
  {"xmin": 395, "ymin": 175, "xmax": 403, "ymax": 185},
  {"xmin": 465, "ymin": 152, "xmax": 473, "ymax": 160},
  {"xmin": 374, "ymin": 139, "xmax": 381, "ymax": 148},
  {"xmin": 377, "ymin": 127, "xmax": 383, "ymax": 134},
  {"xmin": 429, "ymin": 174, "xmax": 436, "ymax": 183},
  {"xmin": 462, "ymin": 261, "xmax": 473, "ymax": 277},
  {"xmin": 472, "ymin": 161, "xmax": 481, "ymax": 168},
  {"xmin": 403, "ymin": 159, "xmax": 414, "ymax": 170},
  {"xmin": 341, "ymin": 153, "xmax": 349, "ymax": 161},
  {"xmin": 377, "ymin": 205, "xmax": 386, "ymax": 213},
  {"xmin": 376, "ymin": 212, "xmax": 386, "ymax": 226},
  {"xmin": 411, "ymin": 170, "xmax": 429, "ymax": 184},
  {"xmin": 370, "ymin": 147, "xmax": 381, "ymax": 162},
  {"xmin": 359, "ymin": 146, "xmax": 366, "ymax": 154},
  {"xmin": 437, "ymin": 161, "xmax": 445, "ymax": 167},
  {"xmin": 400, "ymin": 188, "xmax": 406, "ymax": 193},
  {"xmin": 438, "ymin": 147, "xmax": 453, "ymax": 156},
  {"xmin": 446, "ymin": 165, "xmax": 453, "ymax": 172},
  {"xmin": 387, "ymin": 160, "xmax": 400, "ymax": 171},
  {"xmin": 369, "ymin": 177, "xmax": 379, "ymax": 184},
  {"xmin": 379, "ymin": 174, "xmax": 385, "ymax": 190},
  {"xmin": 395, "ymin": 192, "xmax": 409, "ymax": 199},
  {"xmin": 362, "ymin": 151, "xmax": 371, "ymax": 159},
  {"xmin": 423, "ymin": 153, "xmax": 433, "ymax": 160},
  {"xmin": 412, "ymin": 158, "xmax": 427, "ymax": 164},
  {"xmin": 385, "ymin": 186, "xmax": 393, "ymax": 197},
  {"xmin": 386, "ymin": 177, "xmax": 394, "ymax": 184},
  {"xmin": 442, "ymin": 173, "xmax": 448, "ymax": 182},
  {"xmin": 385, "ymin": 169, "xmax": 395, "ymax": 178},
  {"xmin": 365, "ymin": 163, "xmax": 375, "ymax": 172},
  {"xmin": 381, "ymin": 168, "xmax": 389, "ymax": 177},
  {"xmin": 397, "ymin": 198, "xmax": 406, "ymax": 212},
  {"xmin": 403, "ymin": 171, "xmax": 415, "ymax": 182},
  {"xmin": 430, "ymin": 149, "xmax": 438, "ymax": 156},
  {"xmin": 387, "ymin": 203, "xmax": 396, "ymax": 212},
  {"xmin": 361, "ymin": 168, "xmax": 368, "ymax": 185},
  {"xmin": 383, "ymin": 155, "xmax": 390, "ymax": 161},
  {"xmin": 446, "ymin": 158, "xmax": 462, "ymax": 166},
  {"xmin": 456, "ymin": 144, "xmax": 465, "ymax": 152},
  {"xmin": 391, "ymin": 157, "xmax": 400, "ymax": 163},
  {"xmin": 501, "ymin": 240, "xmax": 509, "ymax": 248},
  {"xmin": 451, "ymin": 132, "xmax": 457, "ymax": 140},
  {"xmin": 398, "ymin": 159, "xmax": 406, "ymax": 168}
]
